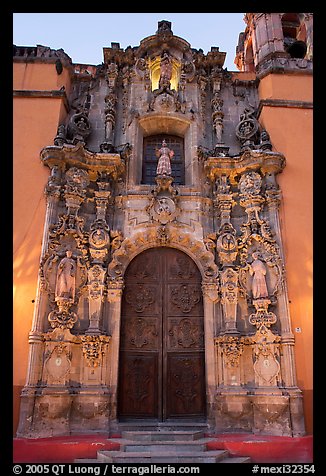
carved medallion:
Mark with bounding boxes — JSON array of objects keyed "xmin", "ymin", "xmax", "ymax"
[
  {"xmin": 148, "ymin": 195, "xmax": 179, "ymax": 224},
  {"xmin": 124, "ymin": 285, "xmax": 155, "ymax": 312},
  {"xmin": 238, "ymin": 171, "xmax": 262, "ymax": 196},
  {"xmin": 169, "ymin": 318, "xmax": 203, "ymax": 348},
  {"xmin": 254, "ymin": 352, "xmax": 280, "ymax": 384},
  {"xmin": 44, "ymin": 343, "xmax": 71, "ymax": 383},
  {"xmin": 170, "ymin": 284, "xmax": 201, "ymax": 313},
  {"xmin": 65, "ymin": 167, "xmax": 90, "ymax": 190},
  {"xmin": 123, "ymin": 317, "xmax": 158, "ymax": 349}
]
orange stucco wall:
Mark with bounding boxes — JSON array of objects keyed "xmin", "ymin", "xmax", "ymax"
[
  {"xmin": 13, "ymin": 61, "xmax": 71, "ymax": 92},
  {"xmin": 13, "ymin": 61, "xmax": 71, "ymax": 434},
  {"xmin": 258, "ymin": 73, "xmax": 313, "ymax": 433}
]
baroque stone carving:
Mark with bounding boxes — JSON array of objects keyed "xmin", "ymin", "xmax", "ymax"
[
  {"xmin": 55, "ymin": 250, "xmax": 76, "ymax": 302},
  {"xmin": 44, "ymin": 343, "xmax": 72, "ymax": 384},
  {"xmin": 250, "ymin": 326, "xmax": 281, "ymax": 386},
  {"xmin": 67, "ymin": 111, "xmax": 91, "ymax": 145},
  {"xmin": 235, "ymin": 105, "xmax": 260, "ymax": 151},
  {"xmin": 220, "ymin": 268, "xmax": 239, "ymax": 333},
  {"xmin": 87, "ymin": 264, "xmax": 106, "ymax": 334},
  {"xmin": 239, "ymin": 170, "xmax": 262, "ymax": 196},
  {"xmin": 159, "ymin": 51, "xmax": 173, "ymax": 90},
  {"xmin": 249, "ymin": 252, "xmax": 269, "ymax": 299},
  {"xmin": 64, "ymin": 167, "xmax": 90, "ymax": 217},
  {"xmin": 215, "ymin": 335, "xmax": 244, "ymax": 368},
  {"xmin": 216, "ymin": 224, "xmax": 238, "ymax": 265},
  {"xmin": 48, "ymin": 299, "xmax": 78, "ymax": 330},
  {"xmin": 81, "ymin": 335, "xmax": 111, "ymax": 368},
  {"xmin": 147, "ymin": 174, "xmax": 180, "ymax": 225},
  {"xmin": 107, "ymin": 227, "xmax": 218, "ymax": 284}
]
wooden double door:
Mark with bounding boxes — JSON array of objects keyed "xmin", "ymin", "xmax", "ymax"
[{"xmin": 118, "ymin": 247, "xmax": 206, "ymax": 421}]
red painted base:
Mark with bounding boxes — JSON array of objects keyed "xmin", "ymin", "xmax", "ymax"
[
  {"xmin": 206, "ymin": 433, "xmax": 313, "ymax": 463},
  {"xmin": 13, "ymin": 433, "xmax": 313, "ymax": 464},
  {"xmin": 13, "ymin": 434, "xmax": 120, "ymax": 463}
]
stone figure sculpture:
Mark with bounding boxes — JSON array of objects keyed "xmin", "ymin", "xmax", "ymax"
[
  {"xmin": 249, "ymin": 252, "xmax": 269, "ymax": 299},
  {"xmin": 156, "ymin": 140, "xmax": 174, "ymax": 176},
  {"xmin": 159, "ymin": 51, "xmax": 173, "ymax": 89},
  {"xmin": 55, "ymin": 250, "xmax": 76, "ymax": 301}
]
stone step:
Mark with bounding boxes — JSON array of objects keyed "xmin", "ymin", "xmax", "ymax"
[
  {"xmin": 121, "ymin": 439, "xmax": 210, "ymax": 453},
  {"xmin": 220, "ymin": 456, "xmax": 251, "ymax": 463},
  {"xmin": 120, "ymin": 430, "xmax": 205, "ymax": 441},
  {"xmin": 116, "ymin": 422, "xmax": 208, "ymax": 432},
  {"xmin": 97, "ymin": 449, "xmax": 230, "ymax": 463}
]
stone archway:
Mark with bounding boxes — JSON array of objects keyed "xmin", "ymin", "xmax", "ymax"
[{"xmin": 106, "ymin": 226, "xmax": 219, "ymax": 428}]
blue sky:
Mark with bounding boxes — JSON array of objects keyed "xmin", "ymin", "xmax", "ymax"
[{"xmin": 13, "ymin": 13, "xmax": 245, "ymax": 71}]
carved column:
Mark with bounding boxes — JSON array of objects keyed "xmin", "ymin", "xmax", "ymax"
[
  {"xmin": 106, "ymin": 281, "xmax": 124, "ymax": 429},
  {"xmin": 220, "ymin": 268, "xmax": 239, "ymax": 333},
  {"xmin": 18, "ymin": 166, "xmax": 64, "ymax": 436},
  {"xmin": 202, "ymin": 282, "xmax": 219, "ymax": 429},
  {"xmin": 103, "ymin": 62, "xmax": 119, "ymax": 148},
  {"xmin": 211, "ymin": 68, "xmax": 229, "ymax": 156},
  {"xmin": 32, "ymin": 166, "xmax": 63, "ymax": 334},
  {"xmin": 264, "ymin": 180, "xmax": 293, "ymax": 335},
  {"xmin": 87, "ymin": 178, "xmax": 111, "ymax": 334},
  {"xmin": 86, "ymin": 265, "xmax": 106, "ymax": 335}
]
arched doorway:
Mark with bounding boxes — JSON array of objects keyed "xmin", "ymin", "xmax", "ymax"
[{"xmin": 118, "ymin": 247, "xmax": 206, "ymax": 421}]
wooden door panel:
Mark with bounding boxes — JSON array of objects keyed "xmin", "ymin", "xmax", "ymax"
[
  {"xmin": 167, "ymin": 283, "xmax": 203, "ymax": 316},
  {"xmin": 118, "ymin": 353, "xmax": 158, "ymax": 418},
  {"xmin": 166, "ymin": 254, "xmax": 199, "ymax": 281},
  {"xmin": 120, "ymin": 317, "xmax": 160, "ymax": 351},
  {"xmin": 123, "ymin": 284, "xmax": 161, "ymax": 315},
  {"xmin": 118, "ymin": 248, "xmax": 206, "ymax": 421},
  {"xmin": 166, "ymin": 353, "xmax": 206, "ymax": 418},
  {"xmin": 167, "ymin": 317, "xmax": 205, "ymax": 351}
]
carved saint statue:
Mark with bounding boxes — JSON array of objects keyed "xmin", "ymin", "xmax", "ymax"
[
  {"xmin": 249, "ymin": 252, "xmax": 269, "ymax": 299},
  {"xmin": 55, "ymin": 250, "xmax": 76, "ymax": 301},
  {"xmin": 155, "ymin": 140, "xmax": 174, "ymax": 176},
  {"xmin": 159, "ymin": 51, "xmax": 173, "ymax": 89}
]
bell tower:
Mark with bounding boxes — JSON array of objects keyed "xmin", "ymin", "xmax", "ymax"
[
  {"xmin": 235, "ymin": 13, "xmax": 313, "ymax": 76},
  {"xmin": 235, "ymin": 13, "xmax": 313, "ymax": 434}
]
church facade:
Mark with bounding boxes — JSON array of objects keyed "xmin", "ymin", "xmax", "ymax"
[{"xmin": 13, "ymin": 14, "xmax": 313, "ymax": 438}]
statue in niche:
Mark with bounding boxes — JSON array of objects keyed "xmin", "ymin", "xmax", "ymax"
[
  {"xmin": 159, "ymin": 51, "xmax": 173, "ymax": 89},
  {"xmin": 55, "ymin": 250, "xmax": 77, "ymax": 301},
  {"xmin": 156, "ymin": 140, "xmax": 175, "ymax": 176},
  {"xmin": 249, "ymin": 252, "xmax": 269, "ymax": 299}
]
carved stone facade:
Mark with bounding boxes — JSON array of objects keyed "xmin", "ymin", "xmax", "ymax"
[{"xmin": 16, "ymin": 17, "xmax": 310, "ymax": 438}]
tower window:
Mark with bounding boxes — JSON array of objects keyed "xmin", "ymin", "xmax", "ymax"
[
  {"xmin": 281, "ymin": 13, "xmax": 307, "ymax": 59},
  {"xmin": 142, "ymin": 134, "xmax": 185, "ymax": 185}
]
